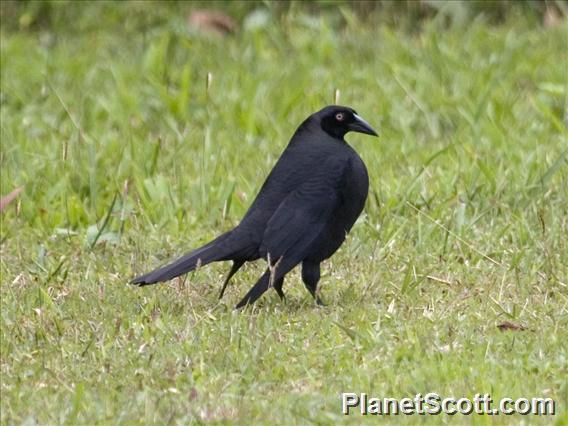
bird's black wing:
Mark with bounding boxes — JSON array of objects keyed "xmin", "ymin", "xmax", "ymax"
[
  {"xmin": 261, "ymin": 155, "xmax": 351, "ymax": 261},
  {"xmin": 235, "ymin": 157, "xmax": 351, "ymax": 308}
]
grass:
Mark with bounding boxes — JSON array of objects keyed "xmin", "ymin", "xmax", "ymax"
[{"xmin": 1, "ymin": 2, "xmax": 567, "ymax": 425}]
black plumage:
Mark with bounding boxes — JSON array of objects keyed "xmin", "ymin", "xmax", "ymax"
[{"xmin": 131, "ymin": 105, "xmax": 378, "ymax": 308}]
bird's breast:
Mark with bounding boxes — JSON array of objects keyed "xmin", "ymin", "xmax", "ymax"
[{"xmin": 343, "ymin": 153, "xmax": 369, "ymax": 205}]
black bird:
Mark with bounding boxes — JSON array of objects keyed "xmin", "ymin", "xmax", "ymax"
[{"xmin": 131, "ymin": 105, "xmax": 378, "ymax": 308}]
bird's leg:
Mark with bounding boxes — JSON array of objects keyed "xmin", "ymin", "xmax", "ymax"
[
  {"xmin": 273, "ymin": 277, "xmax": 285, "ymax": 302},
  {"xmin": 301, "ymin": 262, "xmax": 325, "ymax": 306},
  {"xmin": 235, "ymin": 268, "xmax": 272, "ymax": 309},
  {"xmin": 236, "ymin": 257, "xmax": 296, "ymax": 309},
  {"xmin": 219, "ymin": 260, "xmax": 245, "ymax": 300}
]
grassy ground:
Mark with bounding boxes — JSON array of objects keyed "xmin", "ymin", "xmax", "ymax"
[{"xmin": 1, "ymin": 3, "xmax": 567, "ymax": 425}]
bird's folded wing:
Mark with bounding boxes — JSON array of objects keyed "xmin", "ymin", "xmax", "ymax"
[{"xmin": 260, "ymin": 158, "xmax": 350, "ymax": 263}]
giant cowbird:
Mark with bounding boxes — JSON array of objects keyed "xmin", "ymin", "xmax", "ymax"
[{"xmin": 131, "ymin": 105, "xmax": 378, "ymax": 308}]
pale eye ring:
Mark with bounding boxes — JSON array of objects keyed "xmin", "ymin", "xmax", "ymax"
[{"xmin": 335, "ymin": 112, "xmax": 345, "ymax": 121}]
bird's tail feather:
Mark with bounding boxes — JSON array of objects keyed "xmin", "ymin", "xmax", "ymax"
[{"xmin": 131, "ymin": 232, "xmax": 234, "ymax": 286}]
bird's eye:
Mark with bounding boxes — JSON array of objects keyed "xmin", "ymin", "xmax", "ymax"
[{"xmin": 335, "ymin": 113, "xmax": 345, "ymax": 121}]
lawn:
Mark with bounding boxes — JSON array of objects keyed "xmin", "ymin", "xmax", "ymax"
[{"xmin": 1, "ymin": 2, "xmax": 567, "ymax": 424}]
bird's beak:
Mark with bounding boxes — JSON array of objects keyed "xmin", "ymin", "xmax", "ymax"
[{"xmin": 350, "ymin": 114, "xmax": 378, "ymax": 137}]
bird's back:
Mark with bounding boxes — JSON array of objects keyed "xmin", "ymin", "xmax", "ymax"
[
  {"xmin": 239, "ymin": 129, "xmax": 340, "ymax": 223},
  {"xmin": 236, "ymin": 125, "xmax": 368, "ymax": 259}
]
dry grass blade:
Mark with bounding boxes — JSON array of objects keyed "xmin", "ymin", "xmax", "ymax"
[
  {"xmin": 0, "ymin": 186, "xmax": 23, "ymax": 213},
  {"xmin": 188, "ymin": 10, "xmax": 237, "ymax": 35},
  {"xmin": 497, "ymin": 321, "xmax": 528, "ymax": 332},
  {"xmin": 406, "ymin": 201, "xmax": 503, "ymax": 267}
]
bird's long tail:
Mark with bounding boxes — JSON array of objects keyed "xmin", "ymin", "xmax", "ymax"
[{"xmin": 131, "ymin": 232, "xmax": 236, "ymax": 286}]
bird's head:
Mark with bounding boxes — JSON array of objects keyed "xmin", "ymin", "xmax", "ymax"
[{"xmin": 316, "ymin": 105, "xmax": 378, "ymax": 140}]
